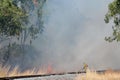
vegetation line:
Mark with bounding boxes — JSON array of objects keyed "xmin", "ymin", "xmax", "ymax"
[{"xmin": 0, "ymin": 70, "xmax": 107, "ymax": 80}]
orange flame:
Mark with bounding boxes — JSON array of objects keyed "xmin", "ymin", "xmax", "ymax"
[{"xmin": 47, "ymin": 64, "xmax": 53, "ymax": 73}]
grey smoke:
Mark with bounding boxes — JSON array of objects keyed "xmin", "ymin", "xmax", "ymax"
[
  {"xmin": 32, "ymin": 0, "xmax": 120, "ymax": 72},
  {"xmin": 2, "ymin": 0, "xmax": 120, "ymax": 72}
]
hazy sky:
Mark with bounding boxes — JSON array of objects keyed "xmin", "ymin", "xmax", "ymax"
[{"xmin": 32, "ymin": 0, "xmax": 120, "ymax": 71}]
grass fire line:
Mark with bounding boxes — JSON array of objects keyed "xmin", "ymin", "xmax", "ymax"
[{"xmin": 0, "ymin": 70, "xmax": 106, "ymax": 80}]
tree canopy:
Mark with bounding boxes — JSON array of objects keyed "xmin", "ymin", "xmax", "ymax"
[
  {"xmin": 0, "ymin": 0, "xmax": 26, "ymax": 37},
  {"xmin": 0, "ymin": 0, "xmax": 46, "ymax": 65},
  {"xmin": 0, "ymin": 0, "xmax": 46, "ymax": 44},
  {"xmin": 105, "ymin": 0, "xmax": 120, "ymax": 42}
]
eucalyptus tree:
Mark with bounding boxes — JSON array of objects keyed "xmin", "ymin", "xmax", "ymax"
[
  {"xmin": 105, "ymin": 0, "xmax": 120, "ymax": 42},
  {"xmin": 0, "ymin": 0, "xmax": 46, "ymax": 64},
  {"xmin": 0, "ymin": 0, "xmax": 46, "ymax": 44},
  {"xmin": 0, "ymin": 0, "xmax": 26, "ymax": 43}
]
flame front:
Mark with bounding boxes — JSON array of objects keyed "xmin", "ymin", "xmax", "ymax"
[{"xmin": 1, "ymin": 64, "xmax": 120, "ymax": 80}]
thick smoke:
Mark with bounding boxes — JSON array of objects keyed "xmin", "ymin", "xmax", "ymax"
[
  {"xmin": 33, "ymin": 0, "xmax": 120, "ymax": 72},
  {"xmin": 1, "ymin": 0, "xmax": 120, "ymax": 72}
]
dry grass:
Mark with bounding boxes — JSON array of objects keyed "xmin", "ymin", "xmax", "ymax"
[
  {"xmin": 0, "ymin": 64, "xmax": 120, "ymax": 80},
  {"xmin": 75, "ymin": 69, "xmax": 120, "ymax": 80},
  {"xmin": 0, "ymin": 64, "xmax": 46, "ymax": 77}
]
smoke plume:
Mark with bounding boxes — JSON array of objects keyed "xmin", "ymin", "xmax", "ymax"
[
  {"xmin": 1, "ymin": 0, "xmax": 120, "ymax": 72},
  {"xmin": 33, "ymin": 0, "xmax": 120, "ymax": 72}
]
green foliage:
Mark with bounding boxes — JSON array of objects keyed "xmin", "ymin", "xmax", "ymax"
[
  {"xmin": 0, "ymin": 0, "xmax": 27, "ymax": 36},
  {"xmin": 0, "ymin": 0, "xmax": 46, "ymax": 64},
  {"xmin": 18, "ymin": 0, "xmax": 46, "ymax": 44},
  {"xmin": 0, "ymin": 0, "xmax": 46, "ymax": 44},
  {"xmin": 105, "ymin": 0, "xmax": 120, "ymax": 42}
]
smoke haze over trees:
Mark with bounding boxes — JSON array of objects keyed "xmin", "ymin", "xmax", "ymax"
[
  {"xmin": 0, "ymin": 0, "xmax": 46, "ymax": 71},
  {"xmin": 0, "ymin": 0, "xmax": 120, "ymax": 73}
]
